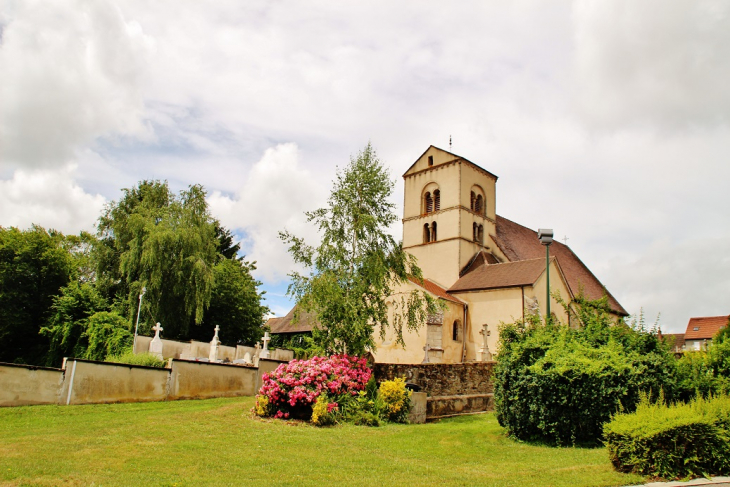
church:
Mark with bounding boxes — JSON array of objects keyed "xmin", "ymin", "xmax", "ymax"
[{"xmin": 269, "ymin": 145, "xmax": 627, "ymax": 364}]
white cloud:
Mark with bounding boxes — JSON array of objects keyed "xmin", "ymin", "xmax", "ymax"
[
  {"xmin": 208, "ymin": 143, "xmax": 327, "ymax": 282},
  {"xmin": 0, "ymin": 0, "xmax": 154, "ymax": 169},
  {"xmin": 573, "ymin": 0, "xmax": 730, "ymax": 130},
  {"xmin": 0, "ymin": 166, "xmax": 105, "ymax": 234}
]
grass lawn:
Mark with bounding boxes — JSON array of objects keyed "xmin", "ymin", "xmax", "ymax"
[{"xmin": 0, "ymin": 397, "xmax": 645, "ymax": 487}]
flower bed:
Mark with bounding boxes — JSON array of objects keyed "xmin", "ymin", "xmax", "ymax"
[{"xmin": 255, "ymin": 354, "xmax": 371, "ymax": 419}]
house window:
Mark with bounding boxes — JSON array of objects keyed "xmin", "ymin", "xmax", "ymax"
[
  {"xmin": 693, "ymin": 327, "xmax": 700, "ymax": 331},
  {"xmin": 428, "ymin": 155, "xmax": 434, "ymax": 166},
  {"xmin": 423, "ymin": 223, "xmax": 430, "ymax": 243},
  {"xmin": 433, "ymin": 190, "xmax": 440, "ymax": 211},
  {"xmin": 431, "ymin": 222, "xmax": 437, "ymax": 242},
  {"xmin": 452, "ymin": 320, "xmax": 461, "ymax": 341}
]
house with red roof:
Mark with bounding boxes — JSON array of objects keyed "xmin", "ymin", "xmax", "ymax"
[
  {"xmin": 269, "ymin": 146, "xmax": 627, "ymax": 364},
  {"xmin": 683, "ymin": 315, "xmax": 729, "ymax": 351}
]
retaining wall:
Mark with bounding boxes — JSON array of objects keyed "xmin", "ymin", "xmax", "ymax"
[
  {"xmin": 373, "ymin": 362, "xmax": 496, "ymax": 419},
  {"xmin": 0, "ymin": 363, "xmax": 64, "ymax": 406},
  {"xmin": 0, "ymin": 357, "xmax": 290, "ymax": 408}
]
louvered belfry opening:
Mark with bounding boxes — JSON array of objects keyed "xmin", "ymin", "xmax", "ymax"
[
  {"xmin": 473, "ymin": 222, "xmax": 478, "ymax": 242},
  {"xmin": 423, "ymin": 223, "xmax": 431, "ymax": 243},
  {"xmin": 470, "ymin": 191, "xmax": 476, "ymax": 211},
  {"xmin": 431, "ymin": 222, "xmax": 437, "ymax": 241},
  {"xmin": 478, "ymin": 224, "xmax": 484, "ymax": 244},
  {"xmin": 425, "ymin": 192, "xmax": 433, "ymax": 214},
  {"xmin": 475, "ymin": 194, "xmax": 483, "ymax": 214},
  {"xmin": 433, "ymin": 190, "xmax": 440, "ymax": 211}
]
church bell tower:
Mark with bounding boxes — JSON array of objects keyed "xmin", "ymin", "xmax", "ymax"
[{"xmin": 401, "ymin": 146, "xmax": 498, "ymax": 288}]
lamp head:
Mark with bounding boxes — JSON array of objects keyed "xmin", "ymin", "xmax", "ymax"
[{"xmin": 537, "ymin": 228, "xmax": 553, "ymax": 246}]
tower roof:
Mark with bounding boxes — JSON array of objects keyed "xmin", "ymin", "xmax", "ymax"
[{"xmin": 403, "ymin": 145, "xmax": 498, "ymax": 181}]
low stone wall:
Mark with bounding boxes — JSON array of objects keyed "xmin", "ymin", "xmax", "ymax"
[
  {"xmin": 61, "ymin": 359, "xmax": 169, "ymax": 405},
  {"xmin": 373, "ymin": 362, "xmax": 496, "ymax": 419},
  {"xmin": 0, "ymin": 357, "xmax": 291, "ymax": 407},
  {"xmin": 134, "ymin": 336, "xmax": 294, "ymax": 362},
  {"xmin": 0, "ymin": 363, "xmax": 64, "ymax": 406},
  {"xmin": 168, "ymin": 359, "xmax": 257, "ymax": 400}
]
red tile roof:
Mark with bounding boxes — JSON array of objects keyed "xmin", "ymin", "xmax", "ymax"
[
  {"xmin": 660, "ymin": 333, "xmax": 686, "ymax": 351},
  {"xmin": 492, "ymin": 215, "xmax": 628, "ymax": 315},
  {"xmin": 408, "ymin": 276, "xmax": 465, "ymax": 304},
  {"xmin": 449, "ymin": 258, "xmax": 552, "ymax": 293},
  {"xmin": 684, "ymin": 315, "xmax": 729, "ymax": 340}
]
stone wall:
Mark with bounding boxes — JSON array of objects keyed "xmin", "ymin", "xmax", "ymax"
[
  {"xmin": 373, "ymin": 362, "xmax": 496, "ymax": 419},
  {"xmin": 134, "ymin": 335, "xmax": 294, "ymax": 362},
  {"xmin": 373, "ymin": 362, "xmax": 495, "ymax": 396}
]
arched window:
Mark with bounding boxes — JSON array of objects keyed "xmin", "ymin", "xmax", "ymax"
[
  {"xmin": 424, "ymin": 192, "xmax": 433, "ymax": 214},
  {"xmin": 475, "ymin": 194, "xmax": 483, "ymax": 214},
  {"xmin": 470, "ymin": 191, "xmax": 476, "ymax": 211},
  {"xmin": 452, "ymin": 320, "xmax": 461, "ymax": 341},
  {"xmin": 478, "ymin": 224, "xmax": 484, "ymax": 245},
  {"xmin": 433, "ymin": 190, "xmax": 440, "ymax": 211},
  {"xmin": 431, "ymin": 222, "xmax": 437, "ymax": 242},
  {"xmin": 473, "ymin": 222, "xmax": 478, "ymax": 242},
  {"xmin": 423, "ymin": 223, "xmax": 430, "ymax": 243}
]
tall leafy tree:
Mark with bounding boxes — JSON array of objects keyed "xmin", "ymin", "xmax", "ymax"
[
  {"xmin": 96, "ymin": 181, "xmax": 217, "ymax": 339},
  {"xmin": 280, "ymin": 143, "xmax": 438, "ymax": 356},
  {"xmin": 0, "ymin": 226, "xmax": 76, "ymax": 364}
]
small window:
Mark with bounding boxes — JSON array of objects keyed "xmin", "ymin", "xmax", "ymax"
[
  {"xmin": 473, "ymin": 222, "xmax": 478, "ymax": 242},
  {"xmin": 433, "ymin": 190, "xmax": 440, "ymax": 211},
  {"xmin": 428, "ymin": 155, "xmax": 434, "ymax": 166},
  {"xmin": 475, "ymin": 194, "xmax": 483, "ymax": 214},
  {"xmin": 431, "ymin": 222, "xmax": 437, "ymax": 242},
  {"xmin": 478, "ymin": 224, "xmax": 484, "ymax": 245},
  {"xmin": 452, "ymin": 320, "xmax": 461, "ymax": 341},
  {"xmin": 425, "ymin": 192, "xmax": 433, "ymax": 213},
  {"xmin": 693, "ymin": 327, "xmax": 700, "ymax": 331},
  {"xmin": 423, "ymin": 223, "xmax": 430, "ymax": 243}
]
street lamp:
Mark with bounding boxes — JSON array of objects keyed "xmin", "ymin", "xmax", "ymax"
[
  {"xmin": 133, "ymin": 286, "xmax": 146, "ymax": 354},
  {"xmin": 537, "ymin": 229, "xmax": 553, "ymax": 322}
]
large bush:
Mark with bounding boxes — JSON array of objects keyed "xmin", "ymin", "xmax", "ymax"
[
  {"xmin": 495, "ymin": 300, "xmax": 678, "ymax": 445},
  {"xmin": 605, "ymin": 395, "xmax": 730, "ymax": 479},
  {"xmin": 255, "ymin": 355, "xmax": 371, "ymax": 419}
]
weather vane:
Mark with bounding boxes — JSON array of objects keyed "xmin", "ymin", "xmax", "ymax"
[{"xmin": 449, "ymin": 135, "xmax": 452, "ymax": 151}]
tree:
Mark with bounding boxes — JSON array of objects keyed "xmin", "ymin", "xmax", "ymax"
[
  {"xmin": 0, "ymin": 226, "xmax": 77, "ymax": 364},
  {"xmin": 279, "ymin": 143, "xmax": 438, "ymax": 356},
  {"xmin": 96, "ymin": 181, "xmax": 218, "ymax": 339},
  {"xmin": 191, "ymin": 258, "xmax": 268, "ymax": 346}
]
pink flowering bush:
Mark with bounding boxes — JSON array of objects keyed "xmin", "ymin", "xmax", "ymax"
[{"xmin": 254, "ymin": 354, "xmax": 371, "ymax": 420}]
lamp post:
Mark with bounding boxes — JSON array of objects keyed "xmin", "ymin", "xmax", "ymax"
[
  {"xmin": 537, "ymin": 229, "xmax": 553, "ymax": 322},
  {"xmin": 133, "ymin": 286, "xmax": 146, "ymax": 354}
]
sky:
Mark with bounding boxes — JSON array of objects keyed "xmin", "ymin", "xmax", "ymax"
[{"xmin": 1, "ymin": 0, "xmax": 729, "ymax": 333}]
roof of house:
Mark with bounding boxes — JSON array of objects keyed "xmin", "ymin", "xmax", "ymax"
[
  {"xmin": 492, "ymin": 215, "xmax": 628, "ymax": 315},
  {"xmin": 684, "ymin": 315, "xmax": 729, "ymax": 340},
  {"xmin": 408, "ymin": 276, "xmax": 465, "ymax": 305},
  {"xmin": 449, "ymin": 257, "xmax": 553, "ymax": 293},
  {"xmin": 661, "ymin": 332, "xmax": 686, "ymax": 350},
  {"xmin": 267, "ymin": 305, "xmax": 318, "ymax": 334}
]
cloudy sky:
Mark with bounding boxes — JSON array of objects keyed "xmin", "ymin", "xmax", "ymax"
[{"xmin": 1, "ymin": 0, "xmax": 728, "ymax": 333}]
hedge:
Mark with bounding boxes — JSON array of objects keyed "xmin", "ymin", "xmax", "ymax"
[{"xmin": 604, "ymin": 395, "xmax": 730, "ymax": 479}]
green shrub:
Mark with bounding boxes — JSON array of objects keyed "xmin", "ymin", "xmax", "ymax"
[
  {"xmin": 495, "ymin": 299, "xmax": 678, "ymax": 446},
  {"xmin": 604, "ymin": 395, "xmax": 730, "ymax": 479},
  {"xmin": 105, "ymin": 350, "xmax": 167, "ymax": 368},
  {"xmin": 352, "ymin": 411, "xmax": 381, "ymax": 427}
]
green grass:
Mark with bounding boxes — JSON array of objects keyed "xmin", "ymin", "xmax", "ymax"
[{"xmin": 0, "ymin": 397, "xmax": 645, "ymax": 487}]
